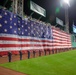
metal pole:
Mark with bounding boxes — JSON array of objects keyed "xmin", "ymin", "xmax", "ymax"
[
  {"xmin": 12, "ymin": 0, "xmax": 18, "ymax": 14},
  {"xmin": 30, "ymin": 12, "xmax": 34, "ymax": 17},
  {"xmin": 38, "ymin": 16, "xmax": 42, "ymax": 20},
  {"xmin": 65, "ymin": 4, "xmax": 69, "ymax": 33}
]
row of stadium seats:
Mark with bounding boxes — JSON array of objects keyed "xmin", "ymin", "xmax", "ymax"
[
  {"xmin": 0, "ymin": 48, "xmax": 73, "ymax": 57},
  {"xmin": 0, "ymin": 50, "xmax": 27, "ymax": 57}
]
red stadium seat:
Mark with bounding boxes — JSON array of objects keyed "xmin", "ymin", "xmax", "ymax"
[
  {"xmin": 11, "ymin": 51, "xmax": 19, "ymax": 55},
  {"xmin": 0, "ymin": 51, "xmax": 8, "ymax": 57},
  {"xmin": 22, "ymin": 50, "xmax": 27, "ymax": 54}
]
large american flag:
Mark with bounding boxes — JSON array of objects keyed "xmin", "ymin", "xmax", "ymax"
[
  {"xmin": 52, "ymin": 26, "xmax": 72, "ymax": 49},
  {"xmin": 0, "ymin": 9, "xmax": 72, "ymax": 55}
]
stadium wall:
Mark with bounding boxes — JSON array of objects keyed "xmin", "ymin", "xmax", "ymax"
[
  {"xmin": 71, "ymin": 34, "xmax": 76, "ymax": 47},
  {"xmin": 0, "ymin": 8, "xmax": 72, "ymax": 58},
  {"xmin": 0, "ymin": 8, "xmax": 73, "ymax": 63}
]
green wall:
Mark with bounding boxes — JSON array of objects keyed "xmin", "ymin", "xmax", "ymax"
[{"xmin": 71, "ymin": 34, "xmax": 76, "ymax": 47}]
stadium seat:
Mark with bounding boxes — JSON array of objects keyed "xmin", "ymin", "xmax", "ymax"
[
  {"xmin": 0, "ymin": 51, "xmax": 8, "ymax": 57},
  {"xmin": 11, "ymin": 51, "xmax": 19, "ymax": 55},
  {"xmin": 22, "ymin": 50, "xmax": 27, "ymax": 54}
]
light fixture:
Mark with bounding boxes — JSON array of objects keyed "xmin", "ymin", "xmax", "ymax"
[{"xmin": 63, "ymin": 0, "xmax": 70, "ymax": 6}]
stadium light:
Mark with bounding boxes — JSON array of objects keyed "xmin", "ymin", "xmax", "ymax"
[
  {"xmin": 59, "ymin": 0, "xmax": 71, "ymax": 33},
  {"xmin": 62, "ymin": 0, "xmax": 70, "ymax": 33},
  {"xmin": 63, "ymin": 0, "xmax": 70, "ymax": 6}
]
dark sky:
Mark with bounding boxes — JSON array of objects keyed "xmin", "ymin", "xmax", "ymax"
[
  {"xmin": 24, "ymin": 0, "xmax": 76, "ymax": 33},
  {"xmin": 0, "ymin": 0, "xmax": 76, "ymax": 33}
]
